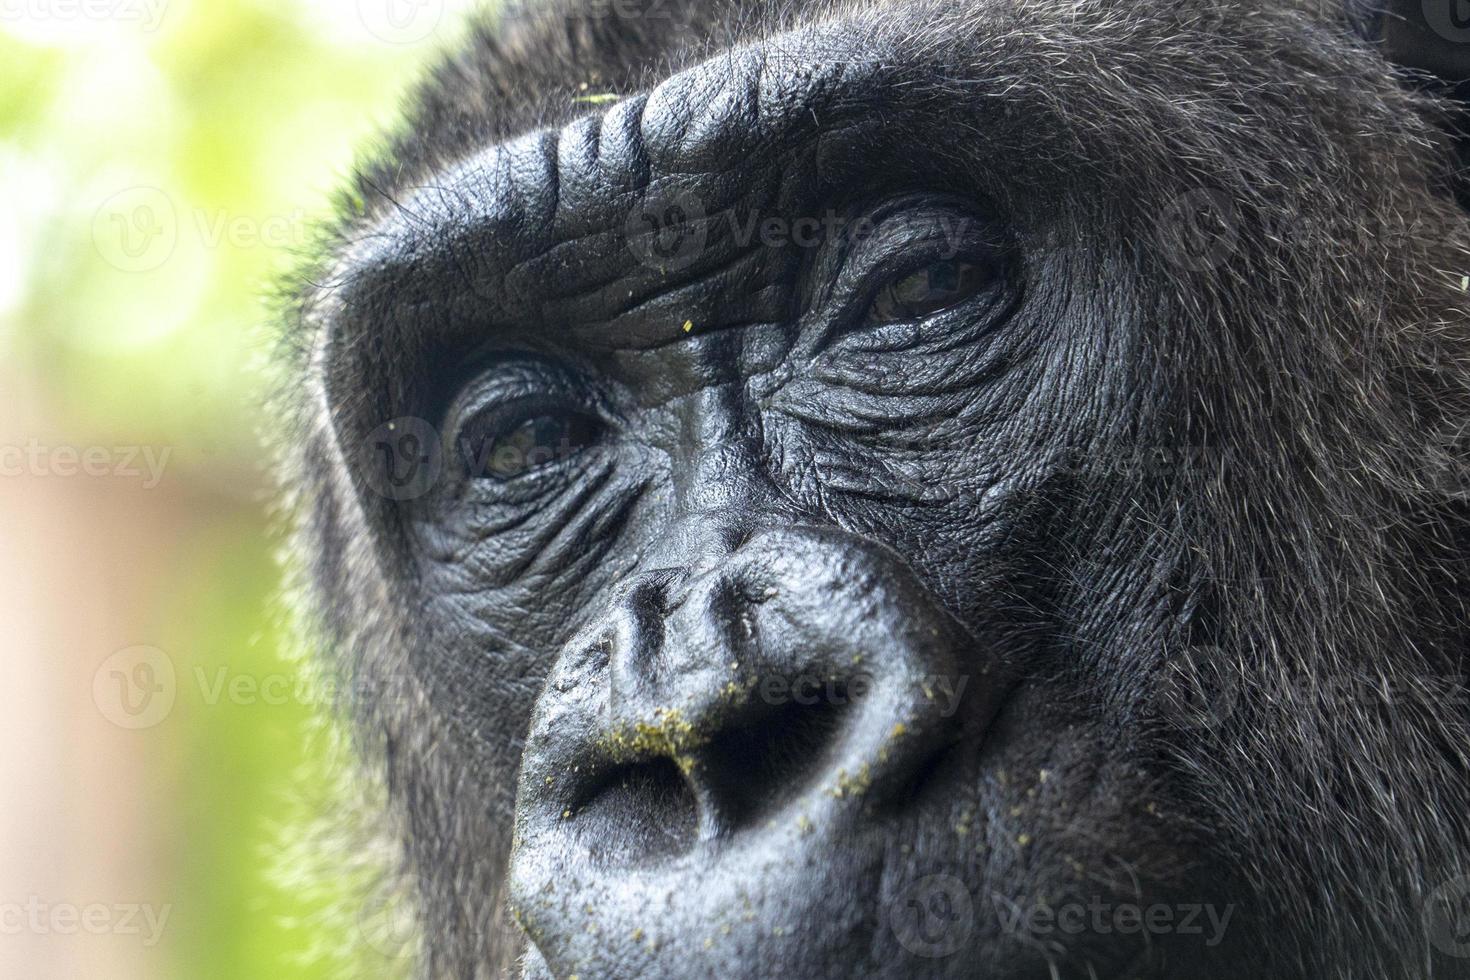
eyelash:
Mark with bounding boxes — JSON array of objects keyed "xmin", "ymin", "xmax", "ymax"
[
  {"xmin": 864, "ymin": 256, "xmax": 999, "ymax": 325},
  {"xmin": 819, "ymin": 200, "xmax": 1014, "ymax": 332},
  {"xmin": 455, "ymin": 404, "xmax": 603, "ymax": 482},
  {"xmin": 443, "ymin": 362, "xmax": 608, "ymax": 488}
]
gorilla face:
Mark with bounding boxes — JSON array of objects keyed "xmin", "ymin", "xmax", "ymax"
[{"xmin": 282, "ymin": 1, "xmax": 1470, "ymax": 978}]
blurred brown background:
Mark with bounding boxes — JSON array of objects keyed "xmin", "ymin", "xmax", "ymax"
[{"xmin": 0, "ymin": 2, "xmax": 471, "ymax": 975}]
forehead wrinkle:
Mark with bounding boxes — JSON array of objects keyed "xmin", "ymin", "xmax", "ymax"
[
  {"xmin": 326, "ymin": 18, "xmax": 944, "ymax": 373},
  {"xmin": 331, "ymin": 128, "xmax": 562, "ymax": 359},
  {"xmin": 638, "ymin": 25, "xmax": 895, "ymax": 174}
]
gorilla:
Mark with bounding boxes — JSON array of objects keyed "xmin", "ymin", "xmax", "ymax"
[{"xmin": 274, "ymin": 0, "xmax": 1470, "ymax": 976}]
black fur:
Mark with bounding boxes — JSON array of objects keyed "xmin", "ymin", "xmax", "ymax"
[{"xmin": 274, "ymin": 1, "xmax": 1470, "ymax": 976}]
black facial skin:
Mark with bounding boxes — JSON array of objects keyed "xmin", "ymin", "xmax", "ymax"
[{"xmin": 276, "ymin": 1, "xmax": 1470, "ymax": 978}]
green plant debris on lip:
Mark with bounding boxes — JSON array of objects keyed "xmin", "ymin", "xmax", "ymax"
[
  {"xmin": 876, "ymin": 720, "xmax": 910, "ymax": 764},
  {"xmin": 599, "ymin": 706, "xmax": 709, "ymax": 773},
  {"xmin": 829, "ymin": 763, "xmax": 873, "ymax": 799}
]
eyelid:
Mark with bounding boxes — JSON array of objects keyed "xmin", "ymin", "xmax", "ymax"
[
  {"xmin": 865, "ymin": 257, "xmax": 996, "ymax": 325},
  {"xmin": 835, "ymin": 222, "xmax": 1003, "ymax": 322},
  {"xmin": 799, "ymin": 201, "xmax": 1017, "ymax": 363},
  {"xmin": 442, "ymin": 358, "xmax": 608, "ymax": 473},
  {"xmin": 840, "ymin": 201, "xmax": 1006, "ymax": 287},
  {"xmin": 445, "ymin": 357, "xmax": 585, "ymax": 426}
]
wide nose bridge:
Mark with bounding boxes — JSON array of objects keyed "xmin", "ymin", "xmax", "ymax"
[
  {"xmin": 643, "ymin": 498, "xmax": 751, "ymax": 576},
  {"xmin": 642, "ymin": 385, "xmax": 786, "ymax": 570},
  {"xmin": 596, "ymin": 511, "xmax": 745, "ymax": 714}
]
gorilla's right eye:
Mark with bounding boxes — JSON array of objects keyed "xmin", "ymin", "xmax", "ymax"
[
  {"xmin": 456, "ymin": 405, "xmax": 602, "ymax": 481},
  {"xmin": 865, "ymin": 257, "xmax": 996, "ymax": 325},
  {"xmin": 826, "ymin": 196, "xmax": 1017, "ymax": 343}
]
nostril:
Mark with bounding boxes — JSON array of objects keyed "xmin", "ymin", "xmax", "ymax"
[
  {"xmin": 570, "ymin": 757, "xmax": 699, "ymax": 865},
  {"xmin": 699, "ymin": 688, "xmax": 850, "ymax": 833},
  {"xmin": 624, "ymin": 567, "xmax": 682, "ymax": 615}
]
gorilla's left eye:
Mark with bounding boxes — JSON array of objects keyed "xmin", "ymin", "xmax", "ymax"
[
  {"xmin": 457, "ymin": 407, "xmax": 602, "ymax": 481},
  {"xmin": 865, "ymin": 258, "xmax": 994, "ymax": 324}
]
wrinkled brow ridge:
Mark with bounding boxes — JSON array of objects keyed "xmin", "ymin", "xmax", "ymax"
[{"xmin": 321, "ymin": 30, "xmax": 909, "ymax": 356}]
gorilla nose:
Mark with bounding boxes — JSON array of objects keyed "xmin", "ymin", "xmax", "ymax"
[{"xmin": 511, "ymin": 526, "xmax": 1008, "ymax": 871}]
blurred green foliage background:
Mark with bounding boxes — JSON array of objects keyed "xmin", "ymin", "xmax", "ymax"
[{"xmin": 0, "ymin": 2, "xmax": 473, "ymax": 976}]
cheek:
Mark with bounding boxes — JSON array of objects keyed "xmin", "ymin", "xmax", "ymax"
[
  {"xmin": 409, "ymin": 449, "xmax": 649, "ymax": 587},
  {"xmin": 760, "ymin": 402, "xmax": 1065, "ymax": 631},
  {"xmin": 407, "ymin": 588, "xmax": 554, "ymax": 748},
  {"xmin": 399, "ymin": 461, "xmax": 654, "ymax": 739}
]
